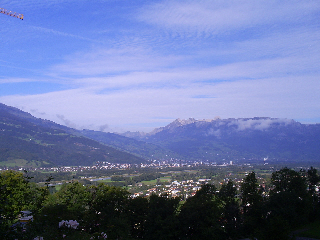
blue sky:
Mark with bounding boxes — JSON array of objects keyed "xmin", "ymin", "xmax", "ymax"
[{"xmin": 0, "ymin": 0, "xmax": 319, "ymax": 132}]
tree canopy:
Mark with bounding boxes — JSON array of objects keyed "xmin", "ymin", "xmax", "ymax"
[{"xmin": 1, "ymin": 167, "xmax": 320, "ymax": 239}]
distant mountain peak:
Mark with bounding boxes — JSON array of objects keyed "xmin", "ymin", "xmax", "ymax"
[
  {"xmin": 149, "ymin": 118, "xmax": 198, "ymax": 135},
  {"xmin": 170, "ymin": 118, "xmax": 197, "ymax": 127}
]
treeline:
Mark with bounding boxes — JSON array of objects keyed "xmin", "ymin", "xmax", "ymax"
[
  {"xmin": 24, "ymin": 169, "xmax": 164, "ymax": 185},
  {"xmin": 1, "ymin": 167, "xmax": 320, "ymax": 239}
]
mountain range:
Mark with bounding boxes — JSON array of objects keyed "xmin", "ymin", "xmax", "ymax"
[
  {"xmin": 120, "ymin": 117, "xmax": 320, "ymax": 162},
  {"xmin": 1, "ymin": 102, "xmax": 320, "ymax": 167}
]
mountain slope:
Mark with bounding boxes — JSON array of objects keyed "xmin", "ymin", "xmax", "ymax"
[
  {"xmin": 0, "ymin": 103, "xmax": 145, "ymax": 167},
  {"xmin": 80, "ymin": 129, "xmax": 178, "ymax": 160}
]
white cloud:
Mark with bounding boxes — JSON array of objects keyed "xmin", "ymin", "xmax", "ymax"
[
  {"xmin": 56, "ymin": 114, "xmax": 78, "ymax": 129},
  {"xmin": 1, "ymin": 73, "xmax": 319, "ymax": 132},
  {"xmin": 138, "ymin": 0, "xmax": 319, "ymax": 35},
  {"xmin": 50, "ymin": 47, "xmax": 182, "ymax": 76},
  {"xmin": 227, "ymin": 118, "xmax": 294, "ymax": 131},
  {"xmin": 0, "ymin": 77, "xmax": 37, "ymax": 84},
  {"xmin": 49, "ymin": 53, "xmax": 318, "ymax": 92},
  {"xmin": 206, "ymin": 128, "xmax": 221, "ymax": 138}
]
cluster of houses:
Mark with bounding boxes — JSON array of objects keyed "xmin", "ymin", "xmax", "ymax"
[
  {"xmin": 1, "ymin": 159, "xmax": 234, "ymax": 172},
  {"xmin": 132, "ymin": 178, "xmax": 215, "ymax": 199}
]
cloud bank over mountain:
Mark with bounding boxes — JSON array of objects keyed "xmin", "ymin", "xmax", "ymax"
[{"xmin": 227, "ymin": 118, "xmax": 294, "ymax": 131}]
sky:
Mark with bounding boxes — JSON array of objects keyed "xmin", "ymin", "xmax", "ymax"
[{"xmin": 0, "ymin": 0, "xmax": 319, "ymax": 132}]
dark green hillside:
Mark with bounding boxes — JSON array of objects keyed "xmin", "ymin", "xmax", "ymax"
[
  {"xmin": 80, "ymin": 129, "xmax": 178, "ymax": 160},
  {"xmin": 0, "ymin": 103, "xmax": 144, "ymax": 167}
]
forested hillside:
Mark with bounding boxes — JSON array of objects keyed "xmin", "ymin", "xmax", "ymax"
[{"xmin": 0, "ymin": 103, "xmax": 144, "ymax": 167}]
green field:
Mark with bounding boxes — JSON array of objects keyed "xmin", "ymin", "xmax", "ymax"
[
  {"xmin": 159, "ymin": 176, "xmax": 171, "ymax": 182},
  {"xmin": 141, "ymin": 176, "xmax": 171, "ymax": 185},
  {"xmin": 55, "ymin": 184, "xmax": 62, "ymax": 191},
  {"xmin": 0, "ymin": 159, "xmax": 43, "ymax": 167},
  {"xmin": 97, "ymin": 178, "xmax": 118, "ymax": 183},
  {"xmin": 141, "ymin": 179, "xmax": 158, "ymax": 185},
  {"xmin": 95, "ymin": 176, "xmax": 172, "ymax": 186}
]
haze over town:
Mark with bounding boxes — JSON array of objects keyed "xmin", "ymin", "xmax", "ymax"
[{"xmin": 1, "ymin": 0, "xmax": 320, "ymax": 132}]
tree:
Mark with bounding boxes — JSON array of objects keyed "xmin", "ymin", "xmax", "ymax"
[
  {"xmin": 144, "ymin": 194, "xmax": 180, "ymax": 240},
  {"xmin": 0, "ymin": 170, "xmax": 51, "ymax": 239},
  {"xmin": 27, "ymin": 183, "xmax": 50, "ymax": 215},
  {"xmin": 55, "ymin": 181, "xmax": 90, "ymax": 217},
  {"xmin": 88, "ymin": 183, "xmax": 130, "ymax": 239},
  {"xmin": 270, "ymin": 167, "xmax": 307, "ymax": 197},
  {"xmin": 0, "ymin": 170, "xmax": 33, "ymax": 236},
  {"xmin": 178, "ymin": 184, "xmax": 226, "ymax": 240},
  {"xmin": 268, "ymin": 167, "xmax": 310, "ymax": 228},
  {"xmin": 307, "ymin": 167, "xmax": 320, "ymax": 194},
  {"xmin": 127, "ymin": 196, "xmax": 148, "ymax": 239},
  {"xmin": 27, "ymin": 181, "xmax": 90, "ymax": 239},
  {"xmin": 306, "ymin": 167, "xmax": 320, "ymax": 220},
  {"xmin": 218, "ymin": 180, "xmax": 240, "ymax": 239},
  {"xmin": 240, "ymin": 172, "xmax": 264, "ymax": 237}
]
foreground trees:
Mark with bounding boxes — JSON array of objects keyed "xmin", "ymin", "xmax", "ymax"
[
  {"xmin": 179, "ymin": 184, "xmax": 226, "ymax": 239},
  {"xmin": 0, "ymin": 170, "xmax": 50, "ymax": 239},
  {"xmin": 219, "ymin": 180, "xmax": 240, "ymax": 239},
  {"xmin": 269, "ymin": 168, "xmax": 310, "ymax": 226},
  {"xmin": 240, "ymin": 172, "xmax": 264, "ymax": 237},
  {"xmin": 0, "ymin": 167, "xmax": 320, "ymax": 239}
]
